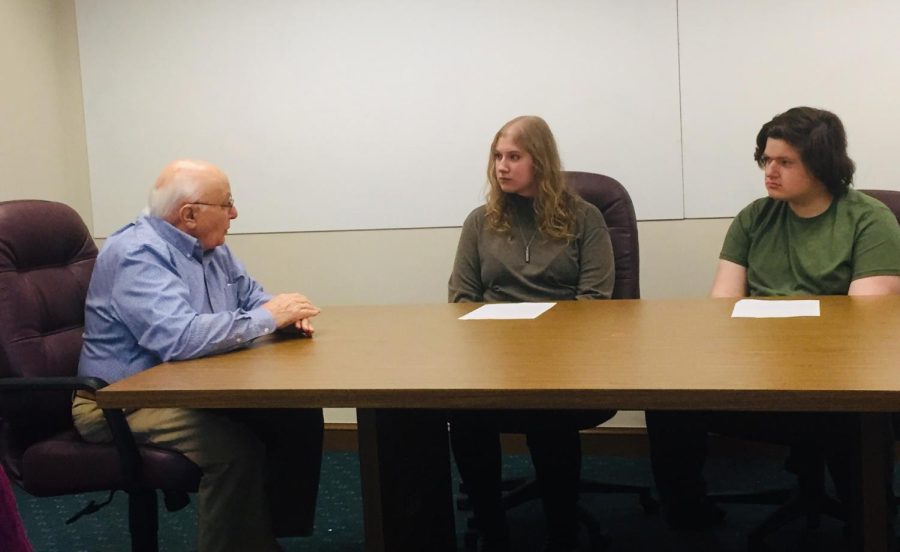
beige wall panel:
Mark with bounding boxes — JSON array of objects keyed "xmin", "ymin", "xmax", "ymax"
[
  {"xmin": 225, "ymin": 219, "xmax": 730, "ymax": 304},
  {"xmin": 0, "ymin": 0, "xmax": 91, "ymax": 225}
]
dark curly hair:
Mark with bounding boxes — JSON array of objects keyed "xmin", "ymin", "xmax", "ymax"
[{"xmin": 754, "ymin": 107, "xmax": 855, "ymax": 197}]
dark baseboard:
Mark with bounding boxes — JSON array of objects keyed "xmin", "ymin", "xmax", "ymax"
[
  {"xmin": 323, "ymin": 422, "xmax": 800, "ymax": 458},
  {"xmin": 323, "ymin": 422, "xmax": 360, "ymax": 452}
]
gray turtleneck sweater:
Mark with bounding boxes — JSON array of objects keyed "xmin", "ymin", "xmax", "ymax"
[{"xmin": 449, "ymin": 195, "xmax": 614, "ymax": 303}]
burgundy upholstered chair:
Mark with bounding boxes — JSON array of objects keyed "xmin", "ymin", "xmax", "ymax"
[
  {"xmin": 0, "ymin": 463, "xmax": 32, "ymax": 552},
  {"xmin": 0, "ymin": 200, "xmax": 201, "ymax": 552},
  {"xmin": 566, "ymin": 171, "xmax": 640, "ymax": 300},
  {"xmin": 567, "ymin": 171, "xmax": 656, "ymax": 519},
  {"xmin": 860, "ymin": 189, "xmax": 900, "ymax": 226},
  {"xmin": 708, "ymin": 189, "xmax": 900, "ymax": 549},
  {"xmin": 860, "ymin": 189, "xmax": 900, "ymax": 445}
]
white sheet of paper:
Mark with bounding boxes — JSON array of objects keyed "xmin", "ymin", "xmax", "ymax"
[
  {"xmin": 459, "ymin": 303, "xmax": 556, "ymax": 320},
  {"xmin": 731, "ymin": 299, "xmax": 820, "ymax": 318}
]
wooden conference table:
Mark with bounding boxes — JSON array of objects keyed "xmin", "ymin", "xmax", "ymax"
[{"xmin": 98, "ymin": 296, "xmax": 900, "ymax": 552}]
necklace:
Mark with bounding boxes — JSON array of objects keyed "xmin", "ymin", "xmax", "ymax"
[
  {"xmin": 517, "ymin": 225, "xmax": 537, "ymax": 263},
  {"xmin": 512, "ymin": 200, "xmax": 538, "ymax": 263}
]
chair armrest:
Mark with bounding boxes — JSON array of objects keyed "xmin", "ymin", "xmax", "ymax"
[
  {"xmin": 0, "ymin": 375, "xmax": 107, "ymax": 393},
  {"xmin": 0, "ymin": 376, "xmax": 144, "ymax": 487}
]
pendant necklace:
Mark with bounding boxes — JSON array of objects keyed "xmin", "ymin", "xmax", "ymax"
[{"xmin": 517, "ymin": 223, "xmax": 537, "ymax": 263}]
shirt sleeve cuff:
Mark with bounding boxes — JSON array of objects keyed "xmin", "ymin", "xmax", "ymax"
[{"xmin": 248, "ymin": 306, "xmax": 277, "ymax": 336}]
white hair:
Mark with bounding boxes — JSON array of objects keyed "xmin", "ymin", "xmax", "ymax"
[{"xmin": 147, "ymin": 162, "xmax": 206, "ymax": 219}]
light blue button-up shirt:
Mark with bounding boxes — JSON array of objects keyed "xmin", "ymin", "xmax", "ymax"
[{"xmin": 78, "ymin": 215, "xmax": 277, "ymax": 384}]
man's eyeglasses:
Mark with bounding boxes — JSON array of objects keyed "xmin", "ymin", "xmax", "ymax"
[{"xmin": 190, "ymin": 196, "xmax": 235, "ymax": 210}]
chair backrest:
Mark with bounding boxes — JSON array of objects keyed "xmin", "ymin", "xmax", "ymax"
[
  {"xmin": 858, "ymin": 190, "xmax": 900, "ymax": 438},
  {"xmin": 859, "ymin": 189, "xmax": 900, "ymax": 226},
  {"xmin": 0, "ymin": 200, "xmax": 98, "ymax": 440},
  {"xmin": 566, "ymin": 171, "xmax": 640, "ymax": 299}
]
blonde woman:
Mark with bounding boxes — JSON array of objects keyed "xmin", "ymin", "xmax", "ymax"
[{"xmin": 448, "ymin": 116, "xmax": 615, "ymax": 552}]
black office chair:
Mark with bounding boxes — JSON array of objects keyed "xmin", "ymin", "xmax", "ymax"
[
  {"xmin": 457, "ymin": 171, "xmax": 656, "ymax": 551},
  {"xmin": 0, "ymin": 199, "xmax": 202, "ymax": 552},
  {"xmin": 711, "ymin": 445, "xmax": 843, "ymax": 551}
]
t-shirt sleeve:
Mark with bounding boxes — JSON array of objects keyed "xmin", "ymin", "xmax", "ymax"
[
  {"xmin": 719, "ymin": 204, "xmax": 755, "ymax": 267},
  {"xmin": 851, "ymin": 206, "xmax": 900, "ymax": 280}
]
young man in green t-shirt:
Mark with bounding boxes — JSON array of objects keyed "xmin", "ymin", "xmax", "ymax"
[{"xmin": 646, "ymin": 107, "xmax": 900, "ymax": 531}]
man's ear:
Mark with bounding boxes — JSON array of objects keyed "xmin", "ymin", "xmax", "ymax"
[{"xmin": 178, "ymin": 204, "xmax": 199, "ymax": 229}]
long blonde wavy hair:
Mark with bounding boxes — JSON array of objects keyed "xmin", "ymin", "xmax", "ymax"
[{"xmin": 484, "ymin": 116, "xmax": 578, "ymax": 239}]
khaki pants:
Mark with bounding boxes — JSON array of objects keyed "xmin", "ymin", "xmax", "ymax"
[{"xmin": 72, "ymin": 397, "xmax": 323, "ymax": 552}]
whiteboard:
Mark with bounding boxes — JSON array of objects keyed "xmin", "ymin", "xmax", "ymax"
[
  {"xmin": 680, "ymin": 0, "xmax": 900, "ymax": 218},
  {"xmin": 76, "ymin": 0, "xmax": 683, "ymax": 236}
]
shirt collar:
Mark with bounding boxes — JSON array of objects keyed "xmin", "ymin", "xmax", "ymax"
[{"xmin": 144, "ymin": 215, "xmax": 205, "ymax": 262}]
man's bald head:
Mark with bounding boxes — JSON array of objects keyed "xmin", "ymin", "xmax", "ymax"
[{"xmin": 148, "ymin": 159, "xmax": 229, "ymax": 222}]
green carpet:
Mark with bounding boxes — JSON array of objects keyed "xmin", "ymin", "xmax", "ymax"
[{"xmin": 11, "ymin": 452, "xmax": 897, "ymax": 551}]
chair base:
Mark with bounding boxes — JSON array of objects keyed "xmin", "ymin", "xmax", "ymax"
[
  {"xmin": 129, "ymin": 490, "xmax": 160, "ymax": 552},
  {"xmin": 458, "ymin": 477, "xmax": 653, "ymax": 552}
]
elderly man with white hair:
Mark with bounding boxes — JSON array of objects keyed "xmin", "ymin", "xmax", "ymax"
[{"xmin": 73, "ymin": 159, "xmax": 323, "ymax": 552}]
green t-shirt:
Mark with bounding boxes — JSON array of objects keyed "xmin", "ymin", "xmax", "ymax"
[{"xmin": 720, "ymin": 189, "xmax": 900, "ymax": 296}]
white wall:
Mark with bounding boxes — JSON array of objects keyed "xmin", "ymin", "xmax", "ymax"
[
  {"xmin": 75, "ymin": 0, "xmax": 685, "ymax": 235},
  {"xmin": 74, "ymin": 0, "xmax": 900, "ymax": 236},
  {"xmin": 680, "ymin": 0, "xmax": 900, "ymax": 217}
]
